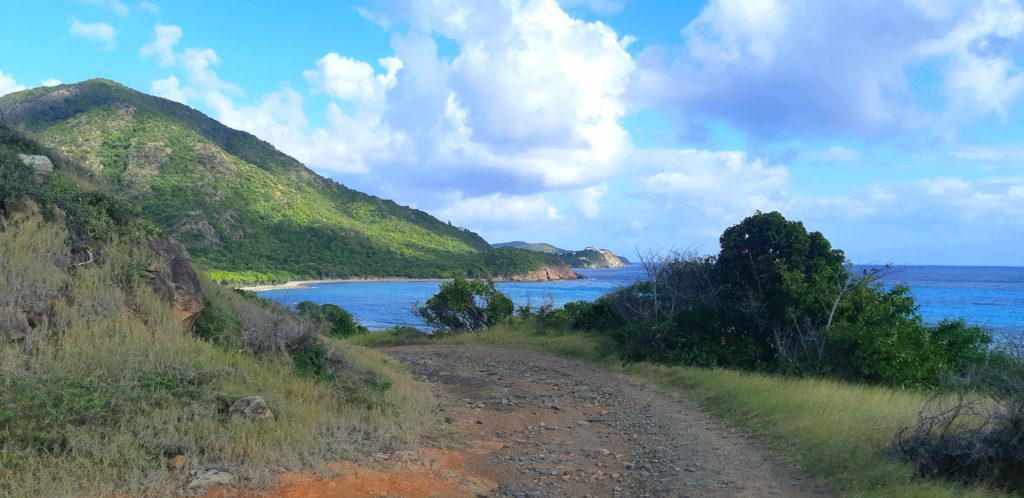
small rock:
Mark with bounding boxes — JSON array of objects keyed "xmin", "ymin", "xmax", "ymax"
[
  {"xmin": 444, "ymin": 416, "xmax": 454, "ymax": 424},
  {"xmin": 167, "ymin": 455, "xmax": 188, "ymax": 472},
  {"xmin": 187, "ymin": 467, "xmax": 233, "ymax": 490},
  {"xmin": 229, "ymin": 396, "xmax": 276, "ymax": 422},
  {"xmin": 600, "ymin": 449, "xmax": 611, "ymax": 456}
]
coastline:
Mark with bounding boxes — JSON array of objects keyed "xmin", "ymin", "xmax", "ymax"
[
  {"xmin": 237, "ymin": 277, "xmax": 447, "ymax": 292},
  {"xmin": 237, "ymin": 272, "xmax": 585, "ymax": 292}
]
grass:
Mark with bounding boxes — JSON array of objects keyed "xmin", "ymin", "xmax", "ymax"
[
  {"xmin": 350, "ymin": 322, "xmax": 1010, "ymax": 498},
  {"xmin": 0, "ymin": 218, "xmax": 442, "ymax": 498}
]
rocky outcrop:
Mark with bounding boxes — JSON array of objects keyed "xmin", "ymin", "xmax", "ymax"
[
  {"xmin": 504, "ymin": 264, "xmax": 582, "ymax": 282},
  {"xmin": 187, "ymin": 466, "xmax": 234, "ymax": 490},
  {"xmin": 563, "ymin": 247, "xmax": 628, "ymax": 269},
  {"xmin": 18, "ymin": 154, "xmax": 53, "ymax": 177},
  {"xmin": 145, "ymin": 239, "xmax": 204, "ymax": 328},
  {"xmin": 228, "ymin": 396, "xmax": 276, "ymax": 422}
]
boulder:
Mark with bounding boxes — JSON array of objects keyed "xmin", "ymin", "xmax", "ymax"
[
  {"xmin": 186, "ymin": 466, "xmax": 234, "ymax": 490},
  {"xmin": 145, "ymin": 239, "xmax": 203, "ymax": 328},
  {"xmin": 228, "ymin": 396, "xmax": 276, "ymax": 422},
  {"xmin": 18, "ymin": 154, "xmax": 53, "ymax": 177}
]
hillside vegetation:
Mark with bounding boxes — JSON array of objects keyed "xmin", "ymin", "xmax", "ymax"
[
  {"xmin": 0, "ymin": 79, "xmax": 567, "ymax": 282},
  {"xmin": 0, "ymin": 125, "xmax": 439, "ymax": 496},
  {"xmin": 494, "ymin": 240, "xmax": 629, "ymax": 268}
]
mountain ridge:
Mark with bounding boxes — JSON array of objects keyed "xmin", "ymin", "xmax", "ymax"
[{"xmin": 0, "ymin": 79, "xmax": 574, "ymax": 282}]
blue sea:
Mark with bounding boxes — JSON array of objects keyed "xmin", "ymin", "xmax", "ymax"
[{"xmin": 257, "ymin": 264, "xmax": 1024, "ymax": 336}]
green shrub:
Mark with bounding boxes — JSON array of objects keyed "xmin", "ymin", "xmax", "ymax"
[
  {"xmin": 296, "ymin": 301, "xmax": 367, "ymax": 338},
  {"xmin": 417, "ymin": 277, "xmax": 513, "ymax": 332}
]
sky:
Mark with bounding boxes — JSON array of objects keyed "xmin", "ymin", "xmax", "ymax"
[{"xmin": 2, "ymin": 0, "xmax": 1024, "ymax": 265}]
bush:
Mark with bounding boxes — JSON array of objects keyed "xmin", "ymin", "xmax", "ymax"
[
  {"xmin": 596, "ymin": 212, "xmax": 995, "ymax": 388},
  {"xmin": 897, "ymin": 338, "xmax": 1024, "ymax": 493},
  {"xmin": 296, "ymin": 301, "xmax": 367, "ymax": 338},
  {"xmin": 417, "ymin": 277, "xmax": 513, "ymax": 332}
]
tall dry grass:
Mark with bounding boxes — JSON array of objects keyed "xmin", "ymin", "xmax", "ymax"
[{"xmin": 0, "ymin": 219, "xmax": 440, "ymax": 497}]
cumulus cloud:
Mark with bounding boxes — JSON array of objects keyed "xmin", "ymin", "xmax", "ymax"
[
  {"xmin": 435, "ymin": 192, "xmax": 562, "ymax": 227},
  {"xmin": 150, "ymin": 75, "xmax": 186, "ymax": 104},
  {"xmin": 632, "ymin": 0, "xmax": 1024, "ymax": 139},
  {"xmin": 140, "ymin": 23, "xmax": 182, "ymax": 66},
  {"xmin": 41, "ymin": 79, "xmax": 62, "ymax": 87},
  {"xmin": 635, "ymin": 148, "xmax": 789, "ymax": 222},
  {"xmin": 0, "ymin": 70, "xmax": 26, "ymax": 97},
  {"xmin": 69, "ymin": 17, "xmax": 118, "ymax": 49},
  {"xmin": 917, "ymin": 0, "xmax": 1024, "ymax": 118},
  {"xmin": 303, "ymin": 53, "xmax": 402, "ymax": 113}
]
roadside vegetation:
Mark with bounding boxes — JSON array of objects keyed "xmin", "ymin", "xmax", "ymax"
[
  {"xmin": 0, "ymin": 126, "xmax": 439, "ymax": 497},
  {"xmin": 353, "ymin": 210, "xmax": 1023, "ymax": 497}
]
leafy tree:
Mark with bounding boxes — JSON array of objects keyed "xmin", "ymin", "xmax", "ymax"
[
  {"xmin": 716, "ymin": 211, "xmax": 848, "ymax": 365},
  {"xmin": 295, "ymin": 301, "xmax": 367, "ymax": 338},
  {"xmin": 418, "ymin": 277, "xmax": 513, "ymax": 332}
]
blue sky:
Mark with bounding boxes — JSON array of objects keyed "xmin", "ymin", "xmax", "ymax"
[{"xmin": 2, "ymin": 0, "xmax": 1024, "ymax": 265}]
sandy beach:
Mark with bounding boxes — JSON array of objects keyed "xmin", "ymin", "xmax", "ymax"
[{"xmin": 237, "ymin": 277, "xmax": 448, "ymax": 292}]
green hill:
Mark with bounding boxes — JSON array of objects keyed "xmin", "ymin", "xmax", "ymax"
[
  {"xmin": 0, "ymin": 79, "xmax": 566, "ymax": 282},
  {"xmin": 492, "ymin": 241, "xmax": 567, "ymax": 254},
  {"xmin": 493, "ymin": 241, "xmax": 629, "ymax": 268}
]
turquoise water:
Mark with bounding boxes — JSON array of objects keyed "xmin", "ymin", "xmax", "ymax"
[{"xmin": 257, "ymin": 264, "xmax": 1024, "ymax": 335}]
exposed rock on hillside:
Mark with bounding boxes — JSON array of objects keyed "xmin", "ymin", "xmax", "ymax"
[
  {"xmin": 493, "ymin": 241, "xmax": 630, "ymax": 269},
  {"xmin": 18, "ymin": 154, "xmax": 53, "ymax": 176},
  {"xmin": 503, "ymin": 264, "xmax": 582, "ymax": 281},
  {"xmin": 562, "ymin": 247, "xmax": 628, "ymax": 269},
  {"xmin": 145, "ymin": 239, "xmax": 203, "ymax": 327}
]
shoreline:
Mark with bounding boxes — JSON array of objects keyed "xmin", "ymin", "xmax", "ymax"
[
  {"xmin": 237, "ymin": 274, "xmax": 585, "ymax": 292},
  {"xmin": 237, "ymin": 277, "xmax": 447, "ymax": 292}
]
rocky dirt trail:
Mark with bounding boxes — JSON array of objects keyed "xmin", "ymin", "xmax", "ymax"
[
  {"xmin": 224, "ymin": 345, "xmax": 834, "ymax": 497},
  {"xmin": 388, "ymin": 345, "xmax": 832, "ymax": 498}
]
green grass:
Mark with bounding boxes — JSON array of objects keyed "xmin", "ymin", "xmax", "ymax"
[{"xmin": 350, "ymin": 323, "xmax": 1009, "ymax": 498}]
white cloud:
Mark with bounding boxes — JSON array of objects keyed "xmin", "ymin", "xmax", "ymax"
[
  {"xmin": 917, "ymin": 0, "xmax": 1024, "ymax": 118},
  {"xmin": 139, "ymin": 2, "xmax": 160, "ymax": 14},
  {"xmin": 632, "ymin": 0, "xmax": 1024, "ymax": 138},
  {"xmin": 150, "ymin": 75, "xmax": 187, "ymax": 104},
  {"xmin": 140, "ymin": 23, "xmax": 182, "ymax": 66},
  {"xmin": 559, "ymin": 0, "xmax": 627, "ymax": 15},
  {"xmin": 80, "ymin": 0, "xmax": 129, "ymax": 16},
  {"xmin": 354, "ymin": 6, "xmax": 391, "ymax": 28},
  {"xmin": 573, "ymin": 183, "xmax": 608, "ymax": 219},
  {"xmin": 435, "ymin": 193, "xmax": 562, "ymax": 225},
  {"xmin": 303, "ymin": 53, "xmax": 402, "ymax": 113},
  {"xmin": 0, "ymin": 70, "xmax": 26, "ymax": 97},
  {"xmin": 41, "ymin": 79, "xmax": 62, "ymax": 87},
  {"xmin": 636, "ymin": 148, "xmax": 789, "ymax": 221},
  {"xmin": 178, "ymin": 47, "xmax": 239, "ymax": 93},
  {"xmin": 69, "ymin": 17, "xmax": 118, "ymax": 49}
]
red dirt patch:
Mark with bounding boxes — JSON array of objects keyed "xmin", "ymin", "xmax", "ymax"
[{"xmin": 204, "ymin": 444, "xmax": 500, "ymax": 498}]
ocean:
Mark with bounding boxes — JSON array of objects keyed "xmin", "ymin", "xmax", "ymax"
[{"xmin": 257, "ymin": 264, "xmax": 1023, "ymax": 335}]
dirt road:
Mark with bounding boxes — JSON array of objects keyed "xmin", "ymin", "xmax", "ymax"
[{"xmin": 378, "ymin": 345, "xmax": 834, "ymax": 498}]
